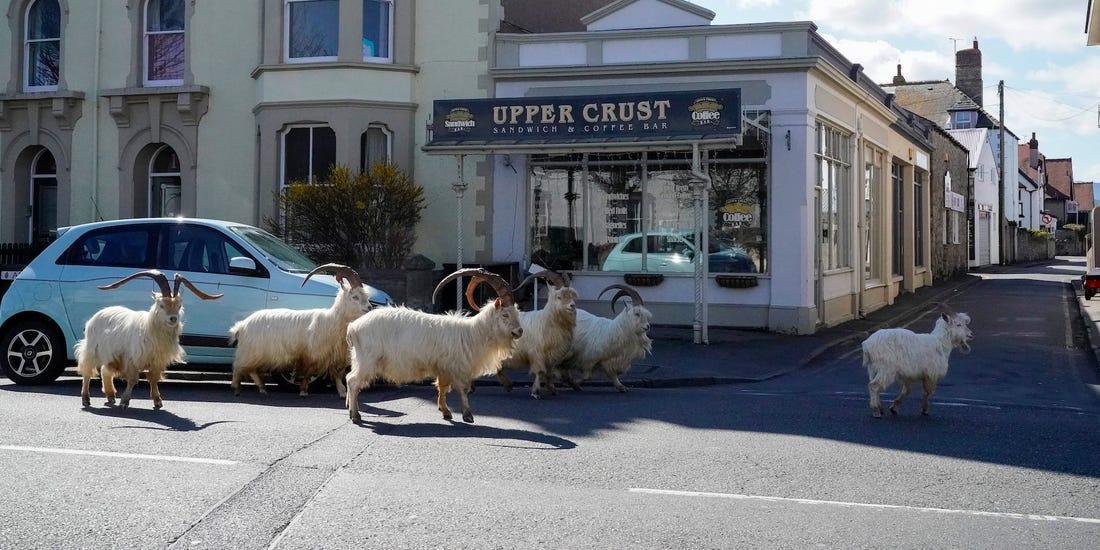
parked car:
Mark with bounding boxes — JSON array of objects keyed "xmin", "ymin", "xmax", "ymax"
[
  {"xmin": 600, "ymin": 231, "xmax": 756, "ymax": 273},
  {"xmin": 0, "ymin": 218, "xmax": 392, "ymax": 385}
]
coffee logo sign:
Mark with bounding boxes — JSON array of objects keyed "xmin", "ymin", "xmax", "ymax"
[
  {"xmin": 444, "ymin": 108, "xmax": 476, "ymax": 132},
  {"xmin": 689, "ymin": 97, "xmax": 723, "ymax": 126}
]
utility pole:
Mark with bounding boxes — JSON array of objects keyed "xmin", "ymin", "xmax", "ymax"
[{"xmin": 998, "ymin": 80, "xmax": 1007, "ymax": 265}]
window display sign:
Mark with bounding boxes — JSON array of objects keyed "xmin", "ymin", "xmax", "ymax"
[{"xmin": 431, "ymin": 89, "xmax": 742, "ymax": 144}]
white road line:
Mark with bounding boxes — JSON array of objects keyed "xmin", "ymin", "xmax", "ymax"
[
  {"xmin": 0, "ymin": 445, "xmax": 237, "ymax": 466},
  {"xmin": 628, "ymin": 488, "xmax": 1100, "ymax": 525}
]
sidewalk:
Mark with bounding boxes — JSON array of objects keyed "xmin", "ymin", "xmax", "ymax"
[{"xmin": 487, "ymin": 274, "xmax": 981, "ymax": 390}]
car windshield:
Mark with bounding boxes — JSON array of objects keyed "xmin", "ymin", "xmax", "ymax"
[{"xmin": 229, "ymin": 226, "xmax": 317, "ymax": 273}]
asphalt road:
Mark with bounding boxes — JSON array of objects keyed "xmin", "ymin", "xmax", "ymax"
[{"xmin": 1, "ymin": 260, "xmax": 1098, "ymax": 549}]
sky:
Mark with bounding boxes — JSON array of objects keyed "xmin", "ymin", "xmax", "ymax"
[{"xmin": 690, "ymin": 0, "xmax": 1100, "ymax": 182}]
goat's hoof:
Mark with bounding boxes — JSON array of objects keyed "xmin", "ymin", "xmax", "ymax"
[
  {"xmin": 467, "ymin": 384, "xmax": 476, "ymax": 395},
  {"xmin": 615, "ymin": 386, "xmax": 628, "ymax": 393},
  {"xmin": 105, "ymin": 397, "xmax": 115, "ymax": 406},
  {"xmin": 569, "ymin": 382, "xmax": 583, "ymax": 392},
  {"xmin": 503, "ymin": 384, "xmax": 513, "ymax": 393},
  {"xmin": 81, "ymin": 396, "xmax": 90, "ymax": 408},
  {"xmin": 299, "ymin": 392, "xmax": 308, "ymax": 397},
  {"xmin": 153, "ymin": 401, "xmax": 163, "ymax": 410},
  {"xmin": 872, "ymin": 409, "xmax": 883, "ymax": 418},
  {"xmin": 462, "ymin": 412, "xmax": 474, "ymax": 423},
  {"xmin": 442, "ymin": 411, "xmax": 453, "ymax": 421},
  {"xmin": 922, "ymin": 409, "xmax": 930, "ymax": 416},
  {"xmin": 530, "ymin": 392, "xmax": 541, "ymax": 400},
  {"xmin": 119, "ymin": 401, "xmax": 130, "ymax": 410},
  {"xmin": 889, "ymin": 406, "xmax": 899, "ymax": 415}
]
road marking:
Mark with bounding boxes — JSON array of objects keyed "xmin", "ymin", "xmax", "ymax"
[
  {"xmin": 628, "ymin": 488, "xmax": 1100, "ymax": 524},
  {"xmin": 0, "ymin": 445, "xmax": 237, "ymax": 466}
]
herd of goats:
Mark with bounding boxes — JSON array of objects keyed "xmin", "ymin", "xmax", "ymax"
[
  {"xmin": 74, "ymin": 264, "xmax": 652, "ymax": 424},
  {"xmin": 73, "ymin": 263, "xmax": 974, "ymax": 422}
]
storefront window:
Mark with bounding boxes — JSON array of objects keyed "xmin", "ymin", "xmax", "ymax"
[
  {"xmin": 529, "ymin": 160, "xmax": 584, "ymax": 271},
  {"xmin": 816, "ymin": 122, "xmax": 852, "ymax": 271},
  {"xmin": 709, "ymin": 155, "xmax": 767, "ymax": 274},
  {"xmin": 864, "ymin": 146, "xmax": 884, "ymax": 283},
  {"xmin": 588, "ymin": 154, "xmax": 642, "ymax": 272}
]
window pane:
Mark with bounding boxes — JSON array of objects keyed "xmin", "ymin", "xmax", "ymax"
[
  {"xmin": 148, "ymin": 33, "xmax": 184, "ymax": 81},
  {"xmin": 529, "ymin": 167, "xmax": 583, "ymax": 271},
  {"xmin": 710, "ymin": 162, "xmax": 766, "ymax": 274},
  {"xmin": 147, "ymin": 0, "xmax": 185, "ymax": 32},
  {"xmin": 34, "ymin": 150, "xmax": 57, "ymax": 175},
  {"xmin": 311, "ymin": 126, "xmax": 336, "ymax": 181},
  {"xmin": 361, "ymin": 127, "xmax": 389, "ymax": 171},
  {"xmin": 284, "ymin": 128, "xmax": 311, "ymax": 184},
  {"xmin": 163, "ymin": 225, "xmax": 235, "ymax": 274},
  {"xmin": 363, "ymin": 0, "xmax": 391, "ymax": 59},
  {"xmin": 73, "ymin": 229, "xmax": 153, "ymax": 267},
  {"xmin": 646, "ymin": 163, "xmax": 696, "ymax": 273},
  {"xmin": 152, "ymin": 146, "xmax": 180, "ymax": 173},
  {"xmin": 288, "ymin": 0, "xmax": 339, "ymax": 58},
  {"xmin": 892, "ymin": 162, "xmax": 904, "ymax": 275},
  {"xmin": 588, "ymin": 158, "xmax": 642, "ymax": 272},
  {"xmin": 28, "ymin": 41, "xmax": 59, "ymax": 87},
  {"xmin": 150, "ymin": 177, "xmax": 182, "ymax": 217},
  {"xmin": 27, "ymin": 0, "xmax": 60, "ymax": 39}
]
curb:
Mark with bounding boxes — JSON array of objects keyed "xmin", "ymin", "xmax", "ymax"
[{"xmin": 1074, "ymin": 291, "xmax": 1100, "ymax": 368}]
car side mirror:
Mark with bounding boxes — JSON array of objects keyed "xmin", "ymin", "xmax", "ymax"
[{"xmin": 229, "ymin": 256, "xmax": 257, "ymax": 275}]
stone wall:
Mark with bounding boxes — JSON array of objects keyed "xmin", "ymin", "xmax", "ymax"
[
  {"xmin": 929, "ymin": 130, "xmax": 971, "ymax": 281},
  {"xmin": 1056, "ymin": 229, "xmax": 1086, "ymax": 256},
  {"xmin": 1015, "ymin": 228, "xmax": 1055, "ymax": 263}
]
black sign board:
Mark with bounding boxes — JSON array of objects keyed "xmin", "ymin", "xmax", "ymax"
[{"xmin": 431, "ymin": 88, "xmax": 742, "ymax": 144}]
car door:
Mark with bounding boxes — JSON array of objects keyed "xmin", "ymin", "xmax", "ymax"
[
  {"xmin": 57, "ymin": 224, "xmax": 162, "ymax": 341},
  {"xmin": 158, "ymin": 224, "xmax": 270, "ymax": 363}
]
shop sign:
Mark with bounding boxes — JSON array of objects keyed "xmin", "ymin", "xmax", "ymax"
[
  {"xmin": 432, "ymin": 89, "xmax": 742, "ymax": 144},
  {"xmin": 1067, "ymin": 201, "xmax": 1079, "ymax": 214},
  {"xmin": 718, "ymin": 201, "xmax": 759, "ymax": 229}
]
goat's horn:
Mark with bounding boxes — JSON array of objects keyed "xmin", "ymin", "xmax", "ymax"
[
  {"xmin": 172, "ymin": 274, "xmax": 223, "ymax": 300},
  {"xmin": 515, "ymin": 270, "xmax": 567, "ymax": 291},
  {"xmin": 599, "ymin": 284, "xmax": 643, "ymax": 314},
  {"xmin": 433, "ymin": 268, "xmax": 514, "ymax": 309},
  {"xmin": 98, "ymin": 270, "xmax": 172, "ymax": 297},
  {"xmin": 302, "ymin": 263, "xmax": 362, "ymax": 288}
]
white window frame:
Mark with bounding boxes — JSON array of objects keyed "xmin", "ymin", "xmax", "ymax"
[
  {"xmin": 815, "ymin": 121, "xmax": 853, "ymax": 272},
  {"xmin": 143, "ymin": 0, "xmax": 186, "ymax": 87},
  {"xmin": 147, "ymin": 144, "xmax": 182, "ymax": 217},
  {"xmin": 954, "ymin": 111, "xmax": 974, "ymax": 128},
  {"xmin": 362, "ymin": 123, "xmax": 393, "ymax": 169},
  {"xmin": 361, "ymin": 0, "xmax": 394, "ymax": 63},
  {"xmin": 280, "ymin": 124, "xmax": 332, "ymax": 190},
  {"xmin": 951, "ymin": 211, "xmax": 961, "ymax": 245},
  {"xmin": 284, "ymin": 0, "xmax": 339, "ymax": 64},
  {"xmin": 28, "ymin": 148, "xmax": 57, "ymax": 242},
  {"xmin": 23, "ymin": 0, "xmax": 60, "ymax": 93}
]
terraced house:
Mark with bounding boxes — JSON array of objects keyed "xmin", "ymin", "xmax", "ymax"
[{"xmin": 0, "ymin": 0, "xmax": 942, "ymax": 335}]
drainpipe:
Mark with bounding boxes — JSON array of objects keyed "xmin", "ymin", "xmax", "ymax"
[
  {"xmin": 90, "ymin": 0, "xmax": 104, "ymax": 220},
  {"xmin": 452, "ymin": 155, "xmax": 468, "ymax": 312},
  {"xmin": 690, "ymin": 143, "xmax": 710, "ymax": 344}
]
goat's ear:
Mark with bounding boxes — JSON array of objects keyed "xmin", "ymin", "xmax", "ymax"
[
  {"xmin": 941, "ymin": 312, "xmax": 950, "ymax": 322},
  {"xmin": 494, "ymin": 297, "xmax": 502, "ymax": 308}
]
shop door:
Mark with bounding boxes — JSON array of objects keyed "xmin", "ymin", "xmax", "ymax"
[{"xmin": 978, "ymin": 213, "xmax": 991, "ymax": 266}]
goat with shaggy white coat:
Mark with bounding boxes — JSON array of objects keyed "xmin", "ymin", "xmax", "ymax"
[
  {"xmin": 559, "ymin": 285, "xmax": 652, "ymax": 393},
  {"xmin": 345, "ymin": 269, "xmax": 522, "ymax": 424},
  {"xmin": 230, "ymin": 264, "xmax": 372, "ymax": 397},
  {"xmin": 76, "ymin": 271, "xmax": 222, "ymax": 409},
  {"xmin": 495, "ymin": 271, "xmax": 578, "ymax": 399},
  {"xmin": 862, "ymin": 311, "xmax": 973, "ymax": 418}
]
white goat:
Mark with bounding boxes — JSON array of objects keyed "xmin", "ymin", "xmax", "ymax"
[
  {"xmin": 862, "ymin": 310, "xmax": 973, "ymax": 418},
  {"xmin": 229, "ymin": 264, "xmax": 372, "ymax": 397},
  {"xmin": 76, "ymin": 271, "xmax": 222, "ymax": 409},
  {"xmin": 559, "ymin": 285, "xmax": 652, "ymax": 393},
  {"xmin": 495, "ymin": 271, "xmax": 578, "ymax": 399},
  {"xmin": 345, "ymin": 269, "xmax": 522, "ymax": 424}
]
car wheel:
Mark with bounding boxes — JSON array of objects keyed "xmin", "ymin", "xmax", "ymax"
[
  {"xmin": 1087, "ymin": 289, "xmax": 1096, "ymax": 301},
  {"xmin": 1, "ymin": 319, "xmax": 66, "ymax": 385}
]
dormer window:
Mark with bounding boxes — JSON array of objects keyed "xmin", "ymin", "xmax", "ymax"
[{"xmin": 953, "ymin": 111, "xmax": 975, "ymax": 129}]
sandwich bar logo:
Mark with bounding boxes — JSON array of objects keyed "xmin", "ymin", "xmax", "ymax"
[
  {"xmin": 689, "ymin": 97, "xmax": 723, "ymax": 126},
  {"xmin": 444, "ymin": 108, "xmax": 476, "ymax": 132}
]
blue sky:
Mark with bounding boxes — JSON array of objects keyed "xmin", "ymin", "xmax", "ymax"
[{"xmin": 691, "ymin": 0, "xmax": 1100, "ymax": 182}]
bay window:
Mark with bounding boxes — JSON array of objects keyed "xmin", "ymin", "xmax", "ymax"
[
  {"xmin": 362, "ymin": 0, "xmax": 393, "ymax": 62},
  {"xmin": 144, "ymin": 0, "xmax": 185, "ymax": 86},
  {"xmin": 285, "ymin": 0, "xmax": 340, "ymax": 62},
  {"xmin": 360, "ymin": 125, "xmax": 392, "ymax": 171},
  {"xmin": 24, "ymin": 0, "xmax": 61, "ymax": 91},
  {"xmin": 816, "ymin": 122, "xmax": 852, "ymax": 271}
]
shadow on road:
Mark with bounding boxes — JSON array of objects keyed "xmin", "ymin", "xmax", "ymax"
[
  {"xmin": 355, "ymin": 419, "xmax": 576, "ymax": 450},
  {"xmin": 78, "ymin": 405, "xmax": 238, "ymax": 432}
]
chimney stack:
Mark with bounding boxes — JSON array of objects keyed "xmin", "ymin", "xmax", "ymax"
[
  {"xmin": 1028, "ymin": 132, "xmax": 1039, "ymax": 169},
  {"xmin": 892, "ymin": 63, "xmax": 906, "ymax": 85},
  {"xmin": 955, "ymin": 39, "xmax": 983, "ymax": 106}
]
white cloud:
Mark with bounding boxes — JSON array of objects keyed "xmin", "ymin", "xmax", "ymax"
[
  {"xmin": 1029, "ymin": 57, "xmax": 1100, "ymax": 99},
  {"xmin": 820, "ymin": 33, "xmax": 954, "ymax": 83},
  {"xmin": 803, "ymin": 0, "xmax": 1082, "ymax": 52}
]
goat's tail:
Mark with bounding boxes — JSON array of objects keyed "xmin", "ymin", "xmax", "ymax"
[
  {"xmin": 861, "ymin": 345, "xmax": 875, "ymax": 380},
  {"xmin": 227, "ymin": 323, "xmax": 241, "ymax": 347}
]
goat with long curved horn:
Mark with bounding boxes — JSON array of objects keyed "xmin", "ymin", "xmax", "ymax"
[
  {"xmin": 432, "ymin": 268, "xmax": 515, "ymax": 311},
  {"xmin": 302, "ymin": 263, "xmax": 363, "ymax": 289},
  {"xmin": 599, "ymin": 284, "xmax": 644, "ymax": 314},
  {"xmin": 98, "ymin": 270, "xmax": 173, "ymax": 296},
  {"xmin": 515, "ymin": 269, "xmax": 568, "ymax": 291},
  {"xmin": 172, "ymin": 274, "xmax": 224, "ymax": 301}
]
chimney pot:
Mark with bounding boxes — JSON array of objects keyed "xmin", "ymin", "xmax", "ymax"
[{"xmin": 892, "ymin": 63, "xmax": 906, "ymax": 85}]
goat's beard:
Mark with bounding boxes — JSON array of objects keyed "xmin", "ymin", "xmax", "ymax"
[{"xmin": 958, "ymin": 340, "xmax": 972, "ymax": 354}]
